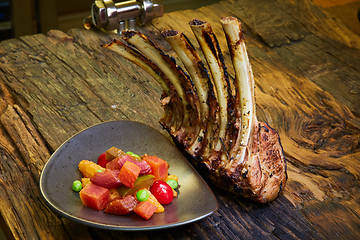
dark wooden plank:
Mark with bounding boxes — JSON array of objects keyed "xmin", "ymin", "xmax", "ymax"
[
  {"xmin": 302, "ymin": 200, "xmax": 360, "ymax": 239},
  {"xmin": 0, "ymin": 104, "xmax": 68, "ymax": 239}
]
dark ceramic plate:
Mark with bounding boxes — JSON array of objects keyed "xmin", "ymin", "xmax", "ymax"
[{"xmin": 40, "ymin": 120, "xmax": 218, "ymax": 231}]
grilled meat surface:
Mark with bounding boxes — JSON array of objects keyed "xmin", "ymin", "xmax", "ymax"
[{"xmin": 105, "ymin": 16, "xmax": 287, "ymax": 203}]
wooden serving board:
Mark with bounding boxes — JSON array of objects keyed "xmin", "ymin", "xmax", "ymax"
[{"xmin": 0, "ymin": 0, "xmax": 359, "ymax": 239}]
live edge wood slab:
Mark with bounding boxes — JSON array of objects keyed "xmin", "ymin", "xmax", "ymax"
[{"xmin": 0, "ymin": 0, "xmax": 359, "ymax": 239}]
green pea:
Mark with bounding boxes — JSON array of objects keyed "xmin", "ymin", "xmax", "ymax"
[
  {"xmin": 136, "ymin": 189, "xmax": 150, "ymax": 202},
  {"xmin": 72, "ymin": 180, "xmax": 82, "ymax": 192},
  {"xmin": 96, "ymin": 169, "xmax": 104, "ymax": 173},
  {"xmin": 166, "ymin": 179, "xmax": 178, "ymax": 189}
]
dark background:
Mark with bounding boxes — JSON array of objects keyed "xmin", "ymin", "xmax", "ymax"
[{"xmin": 0, "ymin": 0, "xmax": 359, "ymax": 41}]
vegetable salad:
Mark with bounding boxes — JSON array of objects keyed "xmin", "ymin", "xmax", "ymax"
[{"xmin": 72, "ymin": 146, "xmax": 179, "ymax": 220}]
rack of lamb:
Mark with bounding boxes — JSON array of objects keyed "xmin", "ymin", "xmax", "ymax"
[{"xmin": 105, "ymin": 16, "xmax": 287, "ymax": 203}]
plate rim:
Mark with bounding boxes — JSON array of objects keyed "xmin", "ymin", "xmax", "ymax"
[{"xmin": 39, "ymin": 120, "xmax": 218, "ymax": 231}]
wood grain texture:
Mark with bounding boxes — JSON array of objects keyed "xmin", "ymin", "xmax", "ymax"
[{"xmin": 0, "ymin": 0, "xmax": 359, "ymax": 239}]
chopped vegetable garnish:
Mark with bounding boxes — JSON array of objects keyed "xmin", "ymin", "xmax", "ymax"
[
  {"xmin": 105, "ymin": 146, "xmax": 123, "ymax": 161},
  {"xmin": 78, "ymin": 160, "xmax": 104, "ymax": 178},
  {"xmin": 134, "ymin": 201, "xmax": 157, "ymax": 220},
  {"xmin": 166, "ymin": 175, "xmax": 178, "ymax": 182},
  {"xmin": 148, "ymin": 192, "xmax": 164, "ymax": 213},
  {"xmin": 126, "ymin": 151, "xmax": 141, "ymax": 160},
  {"xmin": 172, "ymin": 187, "xmax": 178, "ymax": 198},
  {"xmin": 72, "ymin": 180, "xmax": 82, "ymax": 192},
  {"xmin": 75, "ymin": 147, "xmax": 178, "ymax": 220},
  {"xmin": 81, "ymin": 178, "xmax": 90, "ymax": 188},
  {"xmin": 79, "ymin": 182, "xmax": 110, "ymax": 210},
  {"xmin": 136, "ymin": 189, "xmax": 150, "ymax": 202},
  {"xmin": 117, "ymin": 174, "xmax": 154, "ymax": 197},
  {"xmin": 166, "ymin": 179, "xmax": 178, "ymax": 189},
  {"xmin": 143, "ymin": 155, "xmax": 168, "ymax": 180},
  {"xmin": 119, "ymin": 161, "xmax": 141, "ymax": 188},
  {"xmin": 97, "ymin": 152, "xmax": 108, "ymax": 168}
]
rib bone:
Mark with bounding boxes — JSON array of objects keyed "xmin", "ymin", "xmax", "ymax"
[
  {"xmin": 104, "ymin": 39, "xmax": 181, "ymax": 130},
  {"xmin": 162, "ymin": 30, "xmax": 210, "ymax": 154},
  {"xmin": 190, "ymin": 20, "xmax": 232, "ymax": 157},
  {"xmin": 123, "ymin": 31, "xmax": 201, "ymax": 147},
  {"xmin": 104, "ymin": 39, "xmax": 170, "ymax": 94},
  {"xmin": 221, "ymin": 17, "xmax": 255, "ymax": 169}
]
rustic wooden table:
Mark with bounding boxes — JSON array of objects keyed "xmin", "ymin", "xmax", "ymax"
[{"xmin": 0, "ymin": 0, "xmax": 359, "ymax": 239}]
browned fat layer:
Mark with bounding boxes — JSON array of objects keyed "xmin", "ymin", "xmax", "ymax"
[{"xmin": 189, "ymin": 19, "xmax": 206, "ymax": 26}]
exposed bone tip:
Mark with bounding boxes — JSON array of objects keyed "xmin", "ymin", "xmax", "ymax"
[
  {"xmin": 122, "ymin": 30, "xmax": 137, "ymax": 39},
  {"xmin": 161, "ymin": 29, "xmax": 180, "ymax": 38},
  {"xmin": 189, "ymin": 19, "xmax": 207, "ymax": 26},
  {"xmin": 220, "ymin": 16, "xmax": 239, "ymax": 24}
]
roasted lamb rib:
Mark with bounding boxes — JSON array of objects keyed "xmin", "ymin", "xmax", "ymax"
[{"xmin": 105, "ymin": 16, "xmax": 287, "ymax": 203}]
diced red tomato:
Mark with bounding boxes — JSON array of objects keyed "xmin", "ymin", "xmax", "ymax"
[
  {"xmin": 97, "ymin": 153, "xmax": 108, "ymax": 168},
  {"xmin": 142, "ymin": 155, "xmax": 168, "ymax": 180},
  {"xmin": 134, "ymin": 201, "xmax": 157, "ymax": 220},
  {"xmin": 118, "ymin": 161, "xmax": 141, "ymax": 188},
  {"xmin": 79, "ymin": 182, "xmax": 110, "ymax": 210},
  {"xmin": 104, "ymin": 195, "xmax": 137, "ymax": 215},
  {"xmin": 90, "ymin": 169, "xmax": 121, "ymax": 188},
  {"xmin": 106, "ymin": 155, "xmax": 151, "ymax": 175},
  {"xmin": 150, "ymin": 180, "xmax": 173, "ymax": 205}
]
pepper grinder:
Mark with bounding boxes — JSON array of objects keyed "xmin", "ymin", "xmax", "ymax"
[{"xmin": 85, "ymin": 0, "xmax": 164, "ymax": 34}]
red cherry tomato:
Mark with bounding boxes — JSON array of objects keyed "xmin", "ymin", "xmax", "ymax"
[
  {"xmin": 150, "ymin": 180, "xmax": 173, "ymax": 205},
  {"xmin": 97, "ymin": 152, "xmax": 107, "ymax": 168}
]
